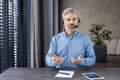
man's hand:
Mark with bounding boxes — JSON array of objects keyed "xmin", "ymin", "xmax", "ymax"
[
  {"xmin": 52, "ymin": 53, "xmax": 63, "ymax": 65},
  {"xmin": 71, "ymin": 55, "xmax": 82, "ymax": 64}
]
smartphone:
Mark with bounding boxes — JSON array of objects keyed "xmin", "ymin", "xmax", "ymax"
[{"xmin": 82, "ymin": 72, "xmax": 104, "ymax": 80}]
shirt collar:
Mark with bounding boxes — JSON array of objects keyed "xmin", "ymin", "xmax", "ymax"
[{"xmin": 62, "ymin": 30, "xmax": 78, "ymax": 38}]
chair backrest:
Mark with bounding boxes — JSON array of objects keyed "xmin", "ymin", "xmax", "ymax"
[
  {"xmin": 116, "ymin": 40, "xmax": 120, "ymax": 55},
  {"xmin": 104, "ymin": 39, "xmax": 118, "ymax": 55}
]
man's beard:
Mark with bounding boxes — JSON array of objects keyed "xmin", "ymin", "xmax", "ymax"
[{"xmin": 64, "ymin": 25, "xmax": 77, "ymax": 32}]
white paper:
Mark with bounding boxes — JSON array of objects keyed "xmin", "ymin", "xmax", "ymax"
[{"xmin": 55, "ymin": 70, "xmax": 74, "ymax": 78}]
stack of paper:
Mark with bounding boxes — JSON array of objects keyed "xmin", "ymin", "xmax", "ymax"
[{"xmin": 55, "ymin": 70, "xmax": 74, "ymax": 78}]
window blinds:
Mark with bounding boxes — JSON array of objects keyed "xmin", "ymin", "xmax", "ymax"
[{"xmin": 0, "ymin": 0, "xmax": 27, "ymax": 73}]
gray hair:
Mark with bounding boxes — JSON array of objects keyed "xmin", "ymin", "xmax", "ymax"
[{"xmin": 62, "ymin": 8, "xmax": 79, "ymax": 19}]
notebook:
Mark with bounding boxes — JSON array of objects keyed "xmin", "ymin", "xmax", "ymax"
[{"xmin": 55, "ymin": 70, "xmax": 74, "ymax": 78}]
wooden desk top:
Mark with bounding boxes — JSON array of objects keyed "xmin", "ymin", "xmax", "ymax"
[{"xmin": 0, "ymin": 68, "xmax": 120, "ymax": 80}]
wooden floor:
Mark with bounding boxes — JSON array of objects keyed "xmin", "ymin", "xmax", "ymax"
[{"xmin": 94, "ymin": 54, "xmax": 120, "ymax": 68}]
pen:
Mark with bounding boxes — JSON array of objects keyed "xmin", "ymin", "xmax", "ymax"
[{"xmin": 58, "ymin": 72, "xmax": 70, "ymax": 75}]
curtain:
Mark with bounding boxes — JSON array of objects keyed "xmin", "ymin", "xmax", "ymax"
[
  {"xmin": 30, "ymin": 0, "xmax": 41, "ymax": 68},
  {"xmin": 30, "ymin": 0, "xmax": 59, "ymax": 68}
]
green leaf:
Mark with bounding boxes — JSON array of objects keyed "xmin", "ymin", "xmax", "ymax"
[{"xmin": 89, "ymin": 24, "xmax": 112, "ymax": 46}]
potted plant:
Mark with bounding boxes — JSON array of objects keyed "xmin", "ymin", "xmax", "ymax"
[{"xmin": 89, "ymin": 24, "xmax": 112, "ymax": 62}]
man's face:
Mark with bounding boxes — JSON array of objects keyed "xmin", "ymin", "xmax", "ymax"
[{"xmin": 63, "ymin": 13, "xmax": 78, "ymax": 29}]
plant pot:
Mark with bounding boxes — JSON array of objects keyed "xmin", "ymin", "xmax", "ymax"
[{"xmin": 94, "ymin": 45, "xmax": 107, "ymax": 63}]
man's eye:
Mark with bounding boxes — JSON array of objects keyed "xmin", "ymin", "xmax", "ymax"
[
  {"xmin": 73, "ymin": 18, "xmax": 77, "ymax": 21},
  {"xmin": 66, "ymin": 19, "xmax": 70, "ymax": 21}
]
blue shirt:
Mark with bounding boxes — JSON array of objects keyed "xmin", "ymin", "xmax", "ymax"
[{"xmin": 46, "ymin": 30, "xmax": 96, "ymax": 68}]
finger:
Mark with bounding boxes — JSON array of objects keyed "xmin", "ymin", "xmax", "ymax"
[
  {"xmin": 76, "ymin": 60, "xmax": 80, "ymax": 64},
  {"xmin": 71, "ymin": 57, "xmax": 81, "ymax": 64},
  {"xmin": 52, "ymin": 57, "xmax": 56, "ymax": 61},
  {"xmin": 52, "ymin": 53, "xmax": 56, "ymax": 61},
  {"xmin": 52, "ymin": 54, "xmax": 58, "ymax": 62},
  {"xmin": 77, "ymin": 55, "xmax": 83, "ymax": 64},
  {"xmin": 77, "ymin": 55, "xmax": 82, "ymax": 60},
  {"xmin": 59, "ymin": 58, "xmax": 64, "ymax": 64},
  {"xmin": 79, "ymin": 55, "xmax": 82, "ymax": 58},
  {"xmin": 71, "ymin": 57, "xmax": 77, "ymax": 64},
  {"xmin": 54, "ymin": 58, "xmax": 60, "ymax": 64},
  {"xmin": 52, "ymin": 53, "xmax": 58, "ymax": 58},
  {"xmin": 55, "ymin": 58, "xmax": 63, "ymax": 64}
]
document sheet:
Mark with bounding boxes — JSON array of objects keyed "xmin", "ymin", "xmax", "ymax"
[{"xmin": 55, "ymin": 70, "xmax": 74, "ymax": 78}]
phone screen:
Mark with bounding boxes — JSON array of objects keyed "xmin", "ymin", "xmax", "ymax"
[
  {"xmin": 82, "ymin": 72, "xmax": 104, "ymax": 79},
  {"xmin": 85, "ymin": 73, "xmax": 101, "ymax": 78}
]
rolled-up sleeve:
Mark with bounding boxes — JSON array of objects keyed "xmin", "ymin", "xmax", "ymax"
[
  {"xmin": 45, "ymin": 36, "xmax": 57, "ymax": 67},
  {"xmin": 80, "ymin": 37, "xmax": 96, "ymax": 66}
]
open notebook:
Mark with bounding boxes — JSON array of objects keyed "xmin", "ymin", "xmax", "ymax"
[{"xmin": 55, "ymin": 70, "xmax": 74, "ymax": 78}]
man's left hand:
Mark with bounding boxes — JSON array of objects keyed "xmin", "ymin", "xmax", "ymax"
[{"xmin": 71, "ymin": 55, "xmax": 82, "ymax": 64}]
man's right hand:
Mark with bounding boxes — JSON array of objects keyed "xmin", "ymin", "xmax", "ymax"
[{"xmin": 52, "ymin": 53, "xmax": 63, "ymax": 65}]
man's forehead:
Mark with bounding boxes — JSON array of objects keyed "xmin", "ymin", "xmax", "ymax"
[
  {"xmin": 65, "ymin": 12, "xmax": 77, "ymax": 15},
  {"xmin": 64, "ymin": 13, "xmax": 78, "ymax": 18}
]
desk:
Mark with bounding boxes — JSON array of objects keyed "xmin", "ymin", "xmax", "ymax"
[{"xmin": 0, "ymin": 68, "xmax": 120, "ymax": 80}]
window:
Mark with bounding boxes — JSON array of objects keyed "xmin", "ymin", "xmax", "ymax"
[{"xmin": 0, "ymin": 0, "xmax": 27, "ymax": 73}]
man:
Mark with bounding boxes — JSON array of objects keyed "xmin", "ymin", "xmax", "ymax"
[{"xmin": 46, "ymin": 7, "xmax": 96, "ymax": 68}]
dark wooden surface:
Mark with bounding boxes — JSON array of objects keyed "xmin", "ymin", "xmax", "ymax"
[{"xmin": 0, "ymin": 68, "xmax": 120, "ymax": 80}]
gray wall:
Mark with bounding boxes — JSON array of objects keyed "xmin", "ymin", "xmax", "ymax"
[{"xmin": 60, "ymin": 0, "xmax": 120, "ymax": 39}]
